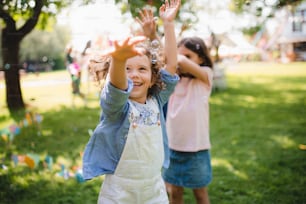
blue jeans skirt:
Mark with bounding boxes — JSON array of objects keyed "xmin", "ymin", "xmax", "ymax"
[{"xmin": 162, "ymin": 149, "xmax": 212, "ymax": 188}]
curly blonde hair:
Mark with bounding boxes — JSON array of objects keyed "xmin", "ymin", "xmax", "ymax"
[{"xmin": 88, "ymin": 42, "xmax": 165, "ymax": 97}]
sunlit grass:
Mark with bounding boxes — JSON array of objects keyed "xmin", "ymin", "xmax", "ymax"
[
  {"xmin": 271, "ymin": 135, "xmax": 297, "ymax": 149},
  {"xmin": 0, "ymin": 62, "xmax": 305, "ymax": 203},
  {"xmin": 208, "ymin": 62, "xmax": 306, "ymax": 204},
  {"xmin": 0, "ymin": 69, "xmax": 100, "ymax": 116},
  {"xmin": 212, "ymin": 158, "xmax": 248, "ymax": 180},
  {"xmin": 226, "ymin": 61, "xmax": 306, "ymax": 76}
]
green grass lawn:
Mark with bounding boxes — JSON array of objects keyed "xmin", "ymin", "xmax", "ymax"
[{"xmin": 0, "ymin": 62, "xmax": 305, "ymax": 204}]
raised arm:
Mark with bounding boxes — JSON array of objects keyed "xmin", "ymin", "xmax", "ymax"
[
  {"xmin": 159, "ymin": 0, "xmax": 181, "ymax": 75},
  {"xmin": 178, "ymin": 54, "xmax": 211, "ymax": 84}
]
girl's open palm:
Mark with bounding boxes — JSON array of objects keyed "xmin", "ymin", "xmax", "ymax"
[
  {"xmin": 103, "ymin": 36, "xmax": 146, "ymax": 62},
  {"xmin": 159, "ymin": 0, "xmax": 181, "ymax": 23},
  {"xmin": 136, "ymin": 9, "xmax": 157, "ymax": 39}
]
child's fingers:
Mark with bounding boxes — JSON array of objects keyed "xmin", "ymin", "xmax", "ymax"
[
  {"xmin": 121, "ymin": 36, "xmax": 132, "ymax": 46},
  {"xmin": 128, "ymin": 36, "xmax": 146, "ymax": 45},
  {"xmin": 165, "ymin": 0, "xmax": 169, "ymax": 8},
  {"xmin": 135, "ymin": 17, "xmax": 142, "ymax": 26},
  {"xmin": 95, "ymin": 36, "xmax": 146, "ymax": 59},
  {"xmin": 147, "ymin": 9, "xmax": 154, "ymax": 18},
  {"xmin": 171, "ymin": 0, "xmax": 176, "ymax": 7},
  {"xmin": 159, "ymin": 4, "xmax": 165, "ymax": 14},
  {"xmin": 142, "ymin": 9, "xmax": 149, "ymax": 18},
  {"xmin": 139, "ymin": 9, "xmax": 145, "ymax": 20}
]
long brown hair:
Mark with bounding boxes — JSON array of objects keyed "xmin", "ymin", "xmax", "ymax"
[{"xmin": 178, "ymin": 37, "xmax": 213, "ymax": 69}]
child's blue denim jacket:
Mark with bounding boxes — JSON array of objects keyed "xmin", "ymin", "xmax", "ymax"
[{"xmin": 82, "ymin": 69, "xmax": 179, "ymax": 180}]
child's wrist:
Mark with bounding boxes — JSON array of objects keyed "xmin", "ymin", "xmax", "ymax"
[
  {"xmin": 163, "ymin": 21, "xmax": 175, "ymax": 27},
  {"xmin": 111, "ymin": 56, "xmax": 127, "ymax": 64},
  {"xmin": 149, "ymin": 34, "xmax": 158, "ymax": 41}
]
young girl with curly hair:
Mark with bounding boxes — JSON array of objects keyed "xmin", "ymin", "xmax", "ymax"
[{"xmin": 82, "ymin": 0, "xmax": 181, "ymax": 203}]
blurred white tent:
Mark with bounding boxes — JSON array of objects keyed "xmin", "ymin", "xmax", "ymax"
[{"xmin": 217, "ymin": 32, "xmax": 259, "ymax": 57}]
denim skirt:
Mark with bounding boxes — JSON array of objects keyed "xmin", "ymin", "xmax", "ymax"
[{"xmin": 162, "ymin": 149, "xmax": 212, "ymax": 188}]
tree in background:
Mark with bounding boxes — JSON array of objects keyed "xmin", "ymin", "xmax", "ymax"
[
  {"xmin": 0, "ymin": 0, "xmax": 93, "ymax": 113},
  {"xmin": 20, "ymin": 25, "xmax": 71, "ymax": 72},
  {"xmin": 114, "ymin": 0, "xmax": 198, "ymax": 36},
  {"xmin": 230, "ymin": 0, "xmax": 304, "ymax": 36},
  {"xmin": 232, "ymin": 0, "xmax": 303, "ymax": 13},
  {"xmin": 114, "ymin": 0, "xmax": 246, "ymax": 62}
]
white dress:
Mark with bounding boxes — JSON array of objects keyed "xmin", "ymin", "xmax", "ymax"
[{"xmin": 98, "ymin": 98, "xmax": 168, "ymax": 204}]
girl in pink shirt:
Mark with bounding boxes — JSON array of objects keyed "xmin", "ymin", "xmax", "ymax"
[{"xmin": 163, "ymin": 36, "xmax": 214, "ymax": 204}]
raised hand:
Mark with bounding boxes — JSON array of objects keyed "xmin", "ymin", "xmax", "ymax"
[
  {"xmin": 101, "ymin": 36, "xmax": 146, "ymax": 62},
  {"xmin": 136, "ymin": 8, "xmax": 157, "ymax": 40},
  {"xmin": 107, "ymin": 35, "xmax": 146, "ymax": 90},
  {"xmin": 159, "ymin": 0, "xmax": 181, "ymax": 23},
  {"xmin": 159, "ymin": 0, "xmax": 181, "ymax": 75}
]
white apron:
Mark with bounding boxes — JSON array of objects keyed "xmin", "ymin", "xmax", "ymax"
[{"xmin": 98, "ymin": 99, "xmax": 168, "ymax": 204}]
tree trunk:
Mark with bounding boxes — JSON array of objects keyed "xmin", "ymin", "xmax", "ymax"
[{"xmin": 2, "ymin": 28, "xmax": 25, "ymax": 111}]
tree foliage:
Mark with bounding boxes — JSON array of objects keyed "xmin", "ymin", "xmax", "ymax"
[
  {"xmin": 20, "ymin": 25, "xmax": 71, "ymax": 70},
  {"xmin": 230, "ymin": 0, "xmax": 304, "ymax": 36},
  {"xmin": 231, "ymin": 0, "xmax": 304, "ymax": 15},
  {"xmin": 114, "ymin": 0, "xmax": 188, "ymax": 17},
  {"xmin": 114, "ymin": 0, "xmax": 201, "ymax": 35}
]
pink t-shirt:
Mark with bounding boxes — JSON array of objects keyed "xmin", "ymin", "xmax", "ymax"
[{"xmin": 166, "ymin": 68, "xmax": 213, "ymax": 152}]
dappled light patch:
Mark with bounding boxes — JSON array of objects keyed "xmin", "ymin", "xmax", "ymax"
[
  {"xmin": 299, "ymin": 144, "xmax": 306, "ymax": 150},
  {"xmin": 271, "ymin": 135, "xmax": 296, "ymax": 149},
  {"xmin": 40, "ymin": 129, "xmax": 52, "ymax": 136},
  {"xmin": 212, "ymin": 158, "xmax": 248, "ymax": 180}
]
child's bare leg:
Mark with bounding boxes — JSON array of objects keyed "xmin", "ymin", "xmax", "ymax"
[
  {"xmin": 193, "ymin": 187, "xmax": 210, "ymax": 204},
  {"xmin": 166, "ymin": 182, "xmax": 184, "ymax": 204}
]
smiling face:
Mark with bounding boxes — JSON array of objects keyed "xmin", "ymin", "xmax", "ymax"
[{"xmin": 126, "ymin": 55, "xmax": 153, "ymax": 104}]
